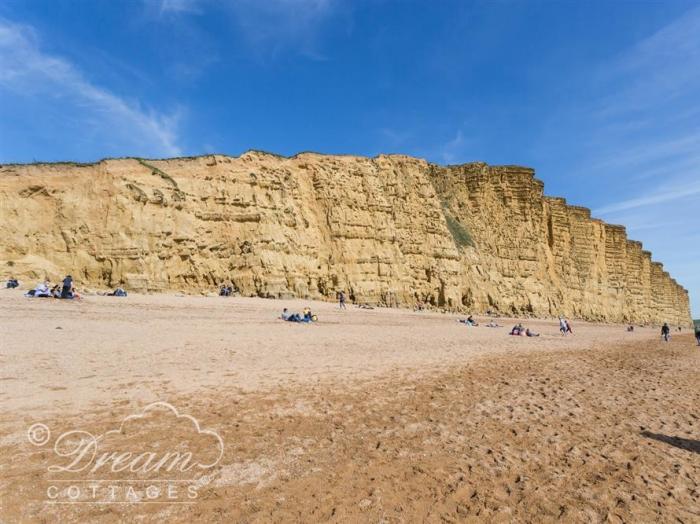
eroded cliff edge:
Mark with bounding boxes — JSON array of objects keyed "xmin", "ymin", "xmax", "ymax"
[{"xmin": 0, "ymin": 152, "xmax": 691, "ymax": 325}]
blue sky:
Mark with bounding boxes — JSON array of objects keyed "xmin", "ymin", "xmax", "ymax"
[{"xmin": 1, "ymin": 0, "xmax": 698, "ymax": 315}]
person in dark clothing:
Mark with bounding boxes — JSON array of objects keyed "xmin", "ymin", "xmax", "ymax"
[
  {"xmin": 60, "ymin": 275, "xmax": 73, "ymax": 299},
  {"xmin": 661, "ymin": 323, "xmax": 670, "ymax": 342},
  {"xmin": 6, "ymin": 277, "xmax": 19, "ymax": 288},
  {"xmin": 695, "ymin": 325, "xmax": 700, "ymax": 346},
  {"xmin": 338, "ymin": 290, "xmax": 347, "ymax": 310}
]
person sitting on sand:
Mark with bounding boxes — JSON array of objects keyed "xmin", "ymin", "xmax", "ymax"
[
  {"xmin": 626, "ymin": 325, "xmax": 634, "ymax": 332},
  {"xmin": 60, "ymin": 275, "xmax": 73, "ymax": 299},
  {"xmin": 526, "ymin": 328, "xmax": 540, "ymax": 337},
  {"xmin": 302, "ymin": 307, "xmax": 318, "ymax": 322},
  {"xmin": 50, "ymin": 284, "xmax": 61, "ymax": 298},
  {"xmin": 219, "ymin": 284, "xmax": 233, "ymax": 297},
  {"xmin": 108, "ymin": 287, "xmax": 127, "ymax": 297},
  {"xmin": 510, "ymin": 323, "xmax": 525, "ymax": 336},
  {"xmin": 6, "ymin": 277, "xmax": 19, "ymax": 289}
]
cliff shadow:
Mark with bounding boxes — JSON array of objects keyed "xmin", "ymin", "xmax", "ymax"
[{"xmin": 641, "ymin": 431, "xmax": 700, "ymax": 454}]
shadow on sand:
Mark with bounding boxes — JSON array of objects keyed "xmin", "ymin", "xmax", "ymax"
[{"xmin": 641, "ymin": 431, "xmax": 700, "ymax": 454}]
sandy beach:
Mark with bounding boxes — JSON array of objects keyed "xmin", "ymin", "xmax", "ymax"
[{"xmin": 1, "ymin": 291, "xmax": 698, "ymax": 522}]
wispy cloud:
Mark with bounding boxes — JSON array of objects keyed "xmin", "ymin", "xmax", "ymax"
[
  {"xmin": 586, "ymin": 7, "xmax": 700, "ymax": 213},
  {"xmin": 441, "ymin": 129, "xmax": 468, "ymax": 164},
  {"xmin": 143, "ymin": 0, "xmax": 202, "ymax": 16},
  {"xmin": 229, "ymin": 0, "xmax": 338, "ymax": 60},
  {"xmin": 593, "ymin": 6, "xmax": 700, "ymax": 119},
  {"xmin": 594, "ymin": 179, "xmax": 700, "ymax": 214},
  {"xmin": 581, "ymin": 7, "xmax": 700, "ymax": 315},
  {"xmin": 0, "ymin": 18, "xmax": 182, "ymax": 159},
  {"xmin": 144, "ymin": 0, "xmax": 341, "ymax": 60}
]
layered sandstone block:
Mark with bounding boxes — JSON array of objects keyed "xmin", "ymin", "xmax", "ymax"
[{"xmin": 0, "ymin": 153, "xmax": 691, "ymax": 325}]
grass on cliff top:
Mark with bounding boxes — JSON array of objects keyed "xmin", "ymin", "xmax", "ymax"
[
  {"xmin": 441, "ymin": 201, "xmax": 475, "ymax": 249},
  {"xmin": 137, "ymin": 159, "xmax": 180, "ymax": 190}
]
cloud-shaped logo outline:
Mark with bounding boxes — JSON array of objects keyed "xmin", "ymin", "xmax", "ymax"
[{"xmin": 97, "ymin": 401, "xmax": 224, "ymax": 469}]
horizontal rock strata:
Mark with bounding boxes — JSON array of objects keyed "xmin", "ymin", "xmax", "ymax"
[{"xmin": 0, "ymin": 153, "xmax": 691, "ymax": 325}]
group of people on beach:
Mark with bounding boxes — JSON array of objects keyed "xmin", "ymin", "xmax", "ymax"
[
  {"xmin": 8, "ymin": 275, "xmax": 698, "ymax": 345},
  {"xmin": 458, "ymin": 314, "xmax": 540, "ymax": 336},
  {"xmin": 9, "ymin": 275, "xmax": 127, "ymax": 299},
  {"xmin": 24, "ymin": 275, "xmax": 79, "ymax": 299},
  {"xmin": 280, "ymin": 307, "xmax": 318, "ymax": 323},
  {"xmin": 559, "ymin": 316, "xmax": 573, "ymax": 335}
]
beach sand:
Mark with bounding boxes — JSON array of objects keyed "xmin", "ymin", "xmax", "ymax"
[{"xmin": 0, "ymin": 291, "xmax": 698, "ymax": 522}]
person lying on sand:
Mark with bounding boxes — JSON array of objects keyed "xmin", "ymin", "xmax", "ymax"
[
  {"xmin": 525, "ymin": 328, "xmax": 540, "ymax": 337},
  {"xmin": 5, "ymin": 277, "xmax": 19, "ymax": 289},
  {"xmin": 485, "ymin": 321, "xmax": 501, "ymax": 328},
  {"xmin": 280, "ymin": 308, "xmax": 317, "ymax": 322},
  {"xmin": 108, "ymin": 287, "xmax": 127, "ymax": 297},
  {"xmin": 25, "ymin": 281, "xmax": 49, "ymax": 298}
]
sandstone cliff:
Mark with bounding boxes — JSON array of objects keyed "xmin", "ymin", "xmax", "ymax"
[{"xmin": 0, "ymin": 152, "xmax": 692, "ymax": 325}]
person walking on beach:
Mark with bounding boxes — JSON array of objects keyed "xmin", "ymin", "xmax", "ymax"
[
  {"xmin": 661, "ymin": 323, "xmax": 670, "ymax": 342},
  {"xmin": 565, "ymin": 319, "xmax": 573, "ymax": 334},
  {"xmin": 694, "ymin": 325, "xmax": 700, "ymax": 346},
  {"xmin": 338, "ymin": 290, "xmax": 347, "ymax": 310},
  {"xmin": 559, "ymin": 316, "xmax": 567, "ymax": 335}
]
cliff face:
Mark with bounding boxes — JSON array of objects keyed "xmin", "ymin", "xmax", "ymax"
[{"xmin": 0, "ymin": 152, "xmax": 691, "ymax": 325}]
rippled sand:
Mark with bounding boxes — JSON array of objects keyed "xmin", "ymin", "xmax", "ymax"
[{"xmin": 1, "ymin": 291, "xmax": 698, "ymax": 522}]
